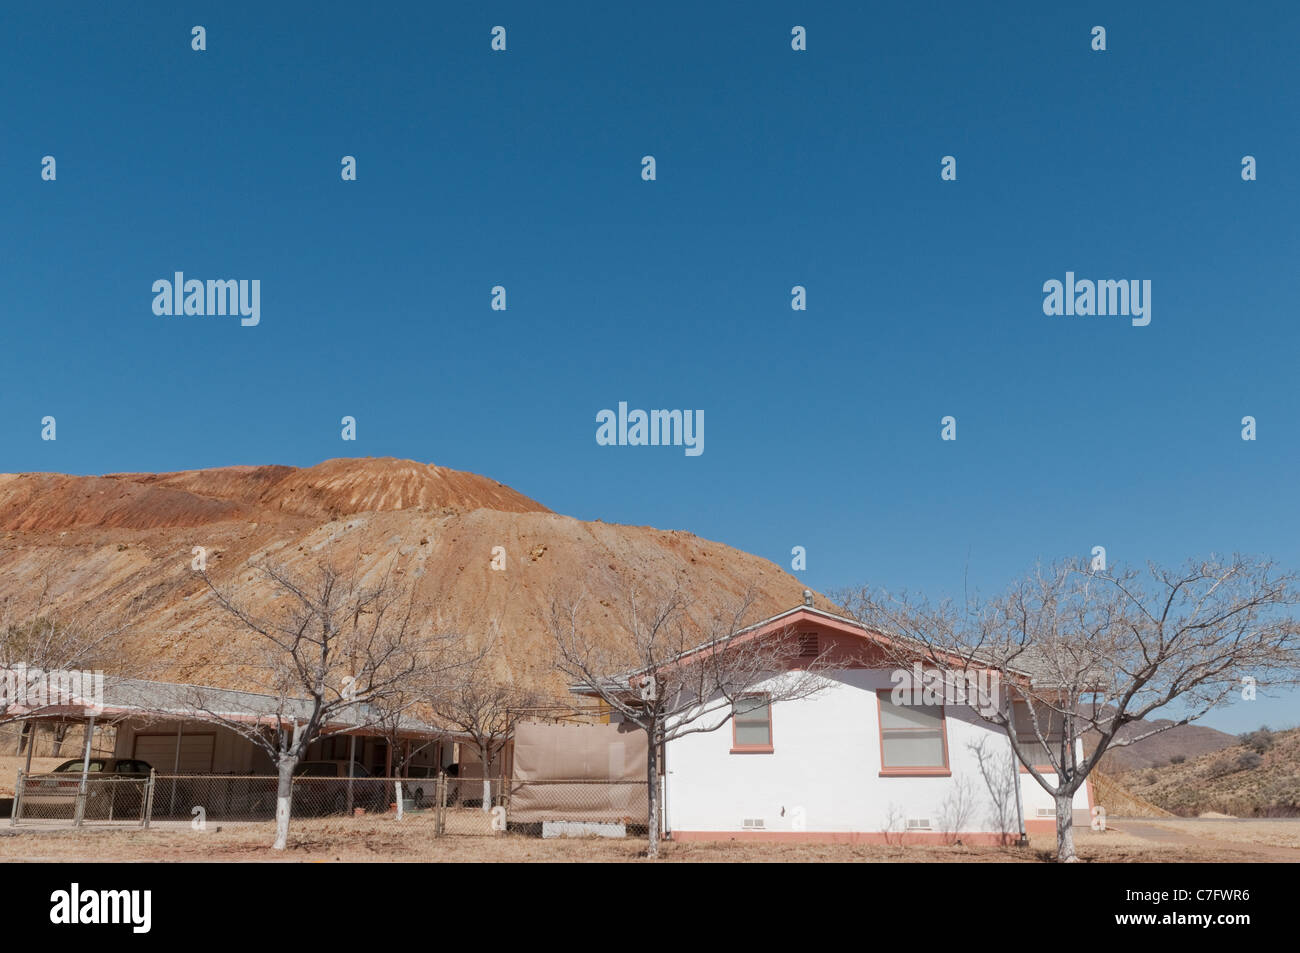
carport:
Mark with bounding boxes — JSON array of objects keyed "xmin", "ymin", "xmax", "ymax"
[{"xmin": 7, "ymin": 674, "xmax": 465, "ymax": 825}]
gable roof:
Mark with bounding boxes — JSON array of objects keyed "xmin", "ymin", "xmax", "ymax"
[{"xmin": 566, "ymin": 603, "xmax": 1059, "ymax": 697}]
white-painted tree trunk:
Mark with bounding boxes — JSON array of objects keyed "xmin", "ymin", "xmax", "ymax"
[
  {"xmin": 394, "ymin": 781, "xmax": 403, "ymax": 820},
  {"xmin": 272, "ymin": 745, "xmax": 299, "ymax": 851},
  {"xmin": 274, "ymin": 799, "xmax": 291, "ymax": 851},
  {"xmin": 1055, "ymin": 791, "xmax": 1078, "ymax": 862},
  {"xmin": 646, "ymin": 738, "xmax": 660, "ymax": 859}
]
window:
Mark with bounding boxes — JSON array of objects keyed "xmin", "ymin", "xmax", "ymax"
[
  {"xmin": 732, "ymin": 695, "xmax": 773, "ymax": 752},
  {"xmin": 877, "ymin": 693, "xmax": 949, "ymax": 774},
  {"xmin": 57, "ymin": 759, "xmax": 105, "ymax": 773},
  {"xmin": 1012, "ymin": 700, "xmax": 1066, "ymax": 766}
]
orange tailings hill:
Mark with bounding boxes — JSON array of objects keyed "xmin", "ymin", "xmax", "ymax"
[
  {"xmin": 0, "ymin": 457, "xmax": 550, "ymax": 531},
  {"xmin": 0, "ymin": 457, "xmax": 824, "ymax": 694}
]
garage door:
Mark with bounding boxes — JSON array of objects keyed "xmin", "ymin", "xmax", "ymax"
[{"xmin": 132, "ymin": 733, "xmax": 216, "ymax": 774}]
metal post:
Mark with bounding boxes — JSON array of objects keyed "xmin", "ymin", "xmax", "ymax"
[
  {"xmin": 73, "ymin": 713, "xmax": 95, "ymax": 827},
  {"xmin": 143, "ymin": 769, "xmax": 156, "ymax": 829},
  {"xmin": 1012, "ymin": 755, "xmax": 1027, "ymax": 845},
  {"xmin": 10, "ymin": 769, "xmax": 24, "ymax": 827},
  {"xmin": 22, "ymin": 722, "xmax": 35, "ymax": 773},
  {"xmin": 499, "ymin": 739, "xmax": 509, "ymax": 811},
  {"xmin": 346, "ymin": 733, "xmax": 356, "ymax": 813},
  {"xmin": 169, "ymin": 720, "xmax": 184, "ymax": 816}
]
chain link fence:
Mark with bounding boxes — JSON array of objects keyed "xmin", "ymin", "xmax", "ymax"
[
  {"xmin": 11, "ymin": 771, "xmax": 154, "ymax": 826},
  {"xmin": 434, "ymin": 776, "xmax": 507, "ymax": 835},
  {"xmin": 149, "ymin": 775, "xmax": 423, "ymax": 823},
  {"xmin": 503, "ymin": 779, "xmax": 651, "ymax": 838},
  {"xmin": 149, "ymin": 775, "xmax": 278, "ymax": 822},
  {"xmin": 11, "ymin": 770, "xmax": 656, "ymax": 839},
  {"xmin": 429, "ymin": 778, "xmax": 653, "ymax": 838}
]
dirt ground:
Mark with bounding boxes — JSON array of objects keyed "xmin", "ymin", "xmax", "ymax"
[
  {"xmin": 1114, "ymin": 818, "xmax": 1300, "ymax": 856},
  {"xmin": 2, "ymin": 813, "xmax": 1298, "ymax": 862}
]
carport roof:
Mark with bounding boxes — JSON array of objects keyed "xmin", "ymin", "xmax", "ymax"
[{"xmin": 2, "ymin": 670, "xmax": 459, "ymax": 739}]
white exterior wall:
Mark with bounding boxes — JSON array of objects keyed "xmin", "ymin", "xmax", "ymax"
[
  {"xmin": 1019, "ymin": 768, "xmax": 1090, "ymax": 823},
  {"xmin": 663, "ymin": 669, "xmax": 1088, "ymax": 836}
]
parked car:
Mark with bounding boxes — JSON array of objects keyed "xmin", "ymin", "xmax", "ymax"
[
  {"xmin": 23, "ymin": 758, "xmax": 153, "ymax": 820},
  {"xmin": 401, "ymin": 765, "xmax": 440, "ymax": 808},
  {"xmin": 290, "ymin": 760, "xmax": 388, "ymax": 815},
  {"xmin": 442, "ymin": 764, "xmax": 491, "ymax": 808}
]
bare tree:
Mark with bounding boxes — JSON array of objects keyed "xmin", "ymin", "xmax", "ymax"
[
  {"xmin": 548, "ymin": 581, "xmax": 832, "ymax": 858},
  {"xmin": 1, "ymin": 570, "xmax": 142, "ymax": 729},
  {"xmin": 197, "ymin": 556, "xmax": 428, "ymax": 849},
  {"xmin": 426, "ymin": 637, "xmax": 537, "ymax": 812},
  {"xmin": 841, "ymin": 555, "xmax": 1300, "ymax": 861},
  {"xmin": 368, "ymin": 613, "xmax": 488, "ymax": 798},
  {"xmin": 367, "ymin": 694, "xmax": 436, "ymax": 780}
]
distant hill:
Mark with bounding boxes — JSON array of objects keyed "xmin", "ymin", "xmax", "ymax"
[
  {"xmin": 1089, "ymin": 717, "xmax": 1238, "ymax": 773},
  {"xmin": 1115, "ymin": 726, "xmax": 1300, "ymax": 817}
]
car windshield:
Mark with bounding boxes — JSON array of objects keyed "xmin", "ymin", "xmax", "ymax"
[{"xmin": 57, "ymin": 760, "xmax": 106, "ymax": 773}]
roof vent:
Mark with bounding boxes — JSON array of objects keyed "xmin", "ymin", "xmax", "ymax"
[{"xmin": 803, "ymin": 589, "xmax": 814, "ymax": 607}]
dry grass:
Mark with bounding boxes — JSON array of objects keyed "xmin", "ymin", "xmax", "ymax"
[{"xmin": 2, "ymin": 813, "xmax": 1296, "ymax": 863}]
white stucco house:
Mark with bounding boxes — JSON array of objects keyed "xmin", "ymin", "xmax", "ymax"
[{"xmin": 576, "ymin": 602, "xmax": 1092, "ymax": 844}]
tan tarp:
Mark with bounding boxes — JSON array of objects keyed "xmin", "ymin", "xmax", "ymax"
[{"xmin": 509, "ymin": 721, "xmax": 648, "ymax": 824}]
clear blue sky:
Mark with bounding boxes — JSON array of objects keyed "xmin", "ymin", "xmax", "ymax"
[{"xmin": 2, "ymin": 3, "xmax": 1297, "ymax": 732}]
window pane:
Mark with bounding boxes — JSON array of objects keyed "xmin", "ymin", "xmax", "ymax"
[
  {"xmin": 59, "ymin": 760, "xmax": 105, "ymax": 773},
  {"xmin": 880, "ymin": 701, "xmax": 943, "ymax": 731},
  {"xmin": 735, "ymin": 696, "xmax": 769, "ymax": 719},
  {"xmin": 1013, "ymin": 702, "xmax": 1064, "ymax": 742},
  {"xmin": 882, "ymin": 730, "xmax": 945, "ymax": 768},
  {"xmin": 735, "ymin": 721, "xmax": 771, "ymax": 746},
  {"xmin": 1016, "ymin": 736, "xmax": 1052, "ymax": 761}
]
